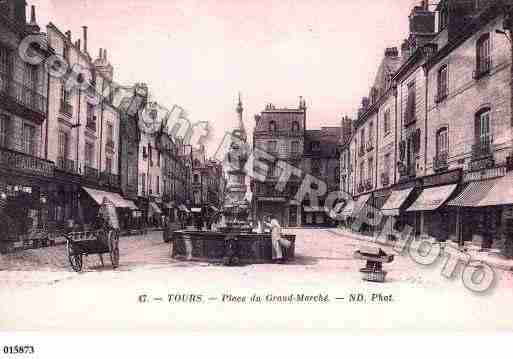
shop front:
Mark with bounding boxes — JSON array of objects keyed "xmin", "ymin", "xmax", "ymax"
[
  {"xmin": 0, "ymin": 148, "xmax": 55, "ymax": 249},
  {"xmin": 448, "ymin": 167, "xmax": 513, "ymax": 255}
]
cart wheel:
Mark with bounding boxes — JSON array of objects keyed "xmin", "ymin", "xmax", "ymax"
[
  {"xmin": 109, "ymin": 230, "xmax": 120, "ymax": 268},
  {"xmin": 67, "ymin": 241, "xmax": 83, "ymax": 272}
]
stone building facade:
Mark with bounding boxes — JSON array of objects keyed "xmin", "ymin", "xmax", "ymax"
[{"xmin": 342, "ymin": 0, "xmax": 513, "ymax": 256}]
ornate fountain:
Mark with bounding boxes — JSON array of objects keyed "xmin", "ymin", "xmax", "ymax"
[{"xmin": 172, "ymin": 94, "xmax": 295, "ymax": 264}]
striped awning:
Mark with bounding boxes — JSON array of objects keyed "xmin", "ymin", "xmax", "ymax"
[
  {"xmin": 447, "ymin": 178, "xmax": 499, "ymax": 207},
  {"xmin": 83, "ymin": 187, "xmax": 138, "ymax": 209},
  {"xmin": 474, "ymin": 172, "xmax": 513, "ymax": 207},
  {"xmin": 406, "ymin": 184, "xmax": 457, "ymax": 212},
  {"xmin": 381, "ymin": 188, "xmax": 415, "ymax": 216},
  {"xmin": 340, "ymin": 194, "xmax": 371, "ymax": 217}
]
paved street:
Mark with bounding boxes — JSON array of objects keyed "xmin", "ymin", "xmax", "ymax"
[{"xmin": 1, "ymin": 228, "xmax": 513, "ymax": 330}]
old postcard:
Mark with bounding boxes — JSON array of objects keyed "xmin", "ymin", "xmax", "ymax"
[{"xmin": 1, "ymin": 0, "xmax": 513, "ymax": 342}]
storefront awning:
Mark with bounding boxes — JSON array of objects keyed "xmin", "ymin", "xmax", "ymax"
[
  {"xmin": 474, "ymin": 172, "xmax": 513, "ymax": 207},
  {"xmin": 191, "ymin": 207, "xmax": 202, "ymax": 213},
  {"xmin": 340, "ymin": 194, "xmax": 371, "ymax": 218},
  {"xmin": 447, "ymin": 178, "xmax": 499, "ymax": 207},
  {"xmin": 83, "ymin": 187, "xmax": 138, "ymax": 209},
  {"xmin": 329, "ymin": 201, "xmax": 346, "ymax": 219},
  {"xmin": 381, "ymin": 187, "xmax": 415, "ymax": 216},
  {"xmin": 406, "ymin": 184, "xmax": 457, "ymax": 212}
]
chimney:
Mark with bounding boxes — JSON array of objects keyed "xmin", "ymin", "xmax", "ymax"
[
  {"xmin": 384, "ymin": 47, "xmax": 399, "ymax": 57},
  {"xmin": 65, "ymin": 30, "xmax": 71, "ymax": 41},
  {"xmin": 104, "ymin": 49, "xmax": 107, "ymax": 61},
  {"xmin": 98, "ymin": 48, "xmax": 103, "ymax": 60},
  {"xmin": 409, "ymin": 1, "xmax": 435, "ymax": 35},
  {"xmin": 82, "ymin": 26, "xmax": 88, "ymax": 53},
  {"xmin": 76, "ymin": 39, "xmax": 81, "ymax": 49}
]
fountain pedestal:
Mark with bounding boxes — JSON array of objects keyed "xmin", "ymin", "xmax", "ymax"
[{"xmin": 172, "ymin": 231, "xmax": 295, "ymax": 263}]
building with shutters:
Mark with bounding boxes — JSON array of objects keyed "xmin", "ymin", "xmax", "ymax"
[{"xmin": 340, "ymin": 0, "xmax": 513, "ymax": 257}]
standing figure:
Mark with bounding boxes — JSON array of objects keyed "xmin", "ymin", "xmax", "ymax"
[{"xmin": 264, "ymin": 215, "xmax": 291, "ymax": 262}]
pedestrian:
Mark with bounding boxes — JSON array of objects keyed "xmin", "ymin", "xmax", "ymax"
[{"xmin": 264, "ymin": 215, "xmax": 291, "ymax": 263}]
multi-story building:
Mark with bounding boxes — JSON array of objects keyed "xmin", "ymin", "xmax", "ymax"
[
  {"xmin": 342, "ymin": 0, "xmax": 513, "ymax": 256},
  {"xmin": 301, "ymin": 126, "xmax": 341, "ymax": 225},
  {"xmin": 46, "ymin": 23, "xmax": 134, "ymax": 230},
  {"xmin": 251, "ymin": 98, "xmax": 306, "ymax": 227},
  {"xmin": 0, "ymin": 2, "xmax": 53, "ymax": 246}
]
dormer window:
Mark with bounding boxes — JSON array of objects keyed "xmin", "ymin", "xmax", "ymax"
[{"xmin": 292, "ymin": 121, "xmax": 299, "ymax": 132}]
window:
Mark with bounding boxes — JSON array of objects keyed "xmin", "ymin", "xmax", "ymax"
[
  {"xmin": 405, "ymin": 81, "xmax": 416, "ymax": 125},
  {"xmin": 475, "ymin": 108, "xmax": 491, "ymax": 149},
  {"xmin": 368, "ymin": 122, "xmax": 373, "ymax": 143},
  {"xmin": 269, "ymin": 121, "xmax": 276, "ymax": 132},
  {"xmin": 437, "ymin": 65, "xmax": 448, "ymax": 102},
  {"xmin": 85, "ymin": 142, "xmax": 95, "ymax": 167},
  {"xmin": 368, "ymin": 157, "xmax": 374, "ymax": 182},
  {"xmin": 292, "ymin": 121, "xmax": 300, "ymax": 132},
  {"xmin": 156, "ymin": 175, "xmax": 160, "ymax": 194},
  {"xmin": 267, "ymin": 140, "xmax": 277, "ymax": 153},
  {"xmin": 359, "ymin": 161, "xmax": 365, "ymax": 184},
  {"xmin": 291, "ymin": 141, "xmax": 300, "ymax": 154},
  {"xmin": 312, "ymin": 160, "xmax": 321, "ymax": 176},
  {"xmin": 106, "ymin": 156, "xmax": 112, "ymax": 173},
  {"xmin": 311, "ymin": 141, "xmax": 320, "ymax": 152},
  {"xmin": 141, "ymin": 173, "xmax": 146, "ymax": 194},
  {"xmin": 0, "ymin": 45, "xmax": 12, "ymax": 77},
  {"xmin": 58, "ymin": 130, "xmax": 69, "ymax": 159},
  {"xmin": 383, "ymin": 109, "xmax": 391, "ymax": 135},
  {"xmin": 0, "ymin": 115, "xmax": 10, "ymax": 148},
  {"xmin": 194, "ymin": 174, "xmax": 199, "ymax": 183},
  {"xmin": 23, "ymin": 123, "xmax": 36, "ymax": 156},
  {"xmin": 436, "ymin": 127, "xmax": 449, "ymax": 156},
  {"xmin": 86, "ymin": 103, "xmax": 96, "ymax": 130},
  {"xmin": 439, "ymin": 5, "xmax": 448, "ymax": 31},
  {"xmin": 156, "ymin": 150, "xmax": 160, "ymax": 167},
  {"xmin": 24, "ymin": 64, "xmax": 38, "ymax": 90},
  {"xmin": 106, "ymin": 123, "xmax": 113, "ymax": 144},
  {"xmin": 384, "ymin": 153, "xmax": 391, "ymax": 174},
  {"xmin": 476, "ymin": 34, "xmax": 491, "ymax": 76},
  {"xmin": 148, "ymin": 174, "xmax": 152, "ymax": 194}
]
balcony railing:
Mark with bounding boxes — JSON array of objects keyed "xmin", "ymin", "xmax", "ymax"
[
  {"xmin": 0, "ymin": 73, "xmax": 47, "ymax": 117},
  {"xmin": 381, "ymin": 172, "xmax": 390, "ymax": 186},
  {"xmin": 57, "ymin": 157, "xmax": 79, "ymax": 174},
  {"xmin": 471, "ymin": 137, "xmax": 493, "ymax": 161},
  {"xmin": 86, "ymin": 116, "xmax": 97, "ymax": 132},
  {"xmin": 398, "ymin": 161, "xmax": 416, "ymax": 181},
  {"xmin": 84, "ymin": 165, "xmax": 99, "ymax": 180},
  {"xmin": 473, "ymin": 58, "xmax": 491, "ymax": 80},
  {"xmin": 434, "ymin": 152, "xmax": 449, "ymax": 171},
  {"xmin": 0, "ymin": 146, "xmax": 54, "ymax": 177},
  {"xmin": 59, "ymin": 100, "xmax": 73, "ymax": 117},
  {"xmin": 364, "ymin": 178, "xmax": 373, "ymax": 191},
  {"xmin": 99, "ymin": 171, "xmax": 120, "ymax": 187}
]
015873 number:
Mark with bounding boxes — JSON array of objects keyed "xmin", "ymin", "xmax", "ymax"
[{"xmin": 2, "ymin": 346, "xmax": 35, "ymax": 355}]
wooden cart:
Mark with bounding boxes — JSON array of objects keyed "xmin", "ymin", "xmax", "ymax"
[{"xmin": 65, "ymin": 198, "xmax": 120, "ymax": 272}]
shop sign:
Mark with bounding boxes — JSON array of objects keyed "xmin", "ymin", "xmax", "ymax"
[
  {"xmin": 464, "ymin": 166, "xmax": 506, "ymax": 183},
  {"xmin": 422, "ymin": 169, "xmax": 461, "ymax": 187},
  {"xmin": 0, "ymin": 148, "xmax": 54, "ymax": 178}
]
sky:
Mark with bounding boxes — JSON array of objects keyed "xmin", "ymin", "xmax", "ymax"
[{"xmin": 30, "ymin": 0, "xmax": 420, "ymax": 156}]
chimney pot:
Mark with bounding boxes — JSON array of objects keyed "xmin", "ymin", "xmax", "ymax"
[
  {"xmin": 65, "ymin": 30, "xmax": 71, "ymax": 40},
  {"xmin": 98, "ymin": 48, "xmax": 103, "ymax": 59},
  {"xmin": 104, "ymin": 49, "xmax": 107, "ymax": 60}
]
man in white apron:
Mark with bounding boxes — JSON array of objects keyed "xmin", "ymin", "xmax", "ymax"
[{"xmin": 264, "ymin": 215, "xmax": 291, "ymax": 262}]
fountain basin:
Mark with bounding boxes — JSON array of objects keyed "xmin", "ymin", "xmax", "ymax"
[{"xmin": 172, "ymin": 230, "xmax": 296, "ymax": 263}]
